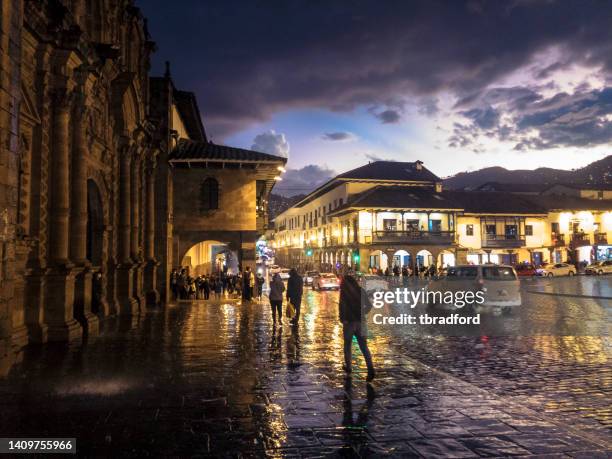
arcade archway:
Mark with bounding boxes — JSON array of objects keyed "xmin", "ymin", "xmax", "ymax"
[
  {"xmin": 181, "ymin": 240, "xmax": 239, "ymax": 276},
  {"xmin": 416, "ymin": 249, "xmax": 433, "ymax": 268}
]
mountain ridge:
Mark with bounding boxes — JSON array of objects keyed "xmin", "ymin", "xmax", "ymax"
[{"xmin": 443, "ymin": 155, "xmax": 612, "ymax": 190}]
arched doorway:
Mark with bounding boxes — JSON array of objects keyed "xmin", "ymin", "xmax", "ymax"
[
  {"xmin": 438, "ymin": 250, "xmax": 456, "ymax": 268},
  {"xmin": 392, "ymin": 249, "xmax": 410, "ymax": 269},
  {"xmin": 416, "ymin": 249, "xmax": 433, "ymax": 268},
  {"xmin": 181, "ymin": 240, "xmax": 239, "ymax": 276},
  {"xmin": 369, "ymin": 250, "xmax": 388, "ymax": 271}
]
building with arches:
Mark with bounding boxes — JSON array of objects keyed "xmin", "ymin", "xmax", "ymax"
[
  {"xmin": 272, "ymin": 161, "xmax": 612, "ymax": 273},
  {"xmin": 0, "ymin": 0, "xmax": 285, "ymax": 374}
]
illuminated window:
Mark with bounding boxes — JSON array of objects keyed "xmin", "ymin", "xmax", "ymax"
[{"xmin": 466, "ymin": 224, "xmax": 474, "ymax": 236}]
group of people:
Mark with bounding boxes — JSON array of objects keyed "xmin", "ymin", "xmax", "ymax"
[
  {"xmin": 267, "ymin": 268, "xmax": 375, "ymax": 381},
  {"xmin": 169, "ymin": 268, "xmax": 265, "ymax": 301},
  {"xmin": 370, "ymin": 264, "xmax": 439, "ymax": 279},
  {"xmin": 171, "ymin": 265, "xmax": 375, "ymax": 381}
]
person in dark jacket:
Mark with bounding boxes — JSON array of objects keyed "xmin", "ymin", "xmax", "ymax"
[
  {"xmin": 339, "ymin": 273, "xmax": 375, "ymax": 380},
  {"xmin": 268, "ymin": 273, "xmax": 285, "ymax": 324},
  {"xmin": 286, "ymin": 268, "xmax": 303, "ymax": 325}
]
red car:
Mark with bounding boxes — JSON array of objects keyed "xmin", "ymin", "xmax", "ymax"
[{"xmin": 515, "ymin": 263, "xmax": 537, "ymax": 277}]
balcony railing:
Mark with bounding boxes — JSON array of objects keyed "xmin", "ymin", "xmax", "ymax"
[
  {"xmin": 595, "ymin": 232, "xmax": 608, "ymax": 245},
  {"xmin": 482, "ymin": 234, "xmax": 526, "ymax": 248},
  {"xmin": 570, "ymin": 232, "xmax": 591, "ymax": 248},
  {"xmin": 371, "ymin": 230, "xmax": 454, "ymax": 245},
  {"xmin": 551, "ymin": 233, "xmax": 565, "ymax": 247}
]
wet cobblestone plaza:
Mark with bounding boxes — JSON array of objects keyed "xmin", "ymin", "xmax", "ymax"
[{"xmin": 0, "ymin": 277, "xmax": 610, "ymax": 457}]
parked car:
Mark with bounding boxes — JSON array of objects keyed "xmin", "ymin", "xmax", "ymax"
[
  {"xmin": 303, "ymin": 271, "xmax": 320, "ymax": 285},
  {"xmin": 269, "ymin": 265, "xmax": 281, "ymax": 275},
  {"xmin": 585, "ymin": 260, "xmax": 612, "ymax": 275},
  {"xmin": 312, "ymin": 273, "xmax": 340, "ymax": 290},
  {"xmin": 515, "ymin": 263, "xmax": 537, "ymax": 277},
  {"xmin": 356, "ymin": 273, "xmax": 389, "ymax": 292},
  {"xmin": 279, "ymin": 268, "xmax": 291, "ymax": 280},
  {"xmin": 536, "ymin": 263, "xmax": 576, "ymax": 277},
  {"xmin": 427, "ymin": 264, "xmax": 521, "ymax": 312}
]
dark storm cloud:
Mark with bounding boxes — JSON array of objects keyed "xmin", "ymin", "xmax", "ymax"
[
  {"xmin": 141, "ymin": 0, "xmax": 612, "ymax": 140},
  {"xmin": 375, "ymin": 109, "xmax": 402, "ymax": 124},
  {"xmin": 273, "ymin": 165, "xmax": 336, "ymax": 197},
  {"xmin": 460, "ymin": 106, "xmax": 500, "ymax": 129},
  {"xmin": 322, "ymin": 132, "xmax": 356, "ymax": 141},
  {"xmin": 453, "ymin": 86, "xmax": 612, "ymax": 150}
]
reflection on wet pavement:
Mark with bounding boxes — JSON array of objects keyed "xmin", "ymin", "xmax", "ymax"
[{"xmin": 0, "ymin": 276, "xmax": 610, "ymax": 457}]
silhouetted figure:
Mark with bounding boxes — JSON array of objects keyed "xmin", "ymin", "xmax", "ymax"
[
  {"xmin": 286, "ymin": 268, "xmax": 303, "ymax": 325},
  {"xmin": 256, "ymin": 273, "xmax": 264, "ymax": 300},
  {"xmin": 242, "ymin": 267, "xmax": 253, "ymax": 301},
  {"xmin": 339, "ymin": 273, "xmax": 375, "ymax": 381},
  {"xmin": 268, "ymin": 273, "xmax": 285, "ymax": 324}
]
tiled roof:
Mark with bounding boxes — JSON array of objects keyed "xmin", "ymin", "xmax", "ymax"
[
  {"xmin": 447, "ymin": 191, "xmax": 547, "ymax": 214},
  {"xmin": 337, "ymin": 161, "xmax": 440, "ymax": 183},
  {"xmin": 543, "ymin": 182, "xmax": 612, "ymax": 191},
  {"xmin": 169, "ymin": 138, "xmax": 287, "ymax": 163},
  {"xmin": 522, "ymin": 194, "xmax": 612, "ymax": 211},
  {"xmin": 341, "ymin": 186, "xmax": 462, "ymax": 210}
]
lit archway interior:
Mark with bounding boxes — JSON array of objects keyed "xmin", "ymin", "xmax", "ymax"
[
  {"xmin": 182, "ymin": 240, "xmax": 239, "ymax": 276},
  {"xmin": 416, "ymin": 249, "xmax": 433, "ymax": 267},
  {"xmin": 369, "ymin": 250, "xmax": 388, "ymax": 271},
  {"xmin": 439, "ymin": 250, "xmax": 456, "ymax": 268},
  {"xmin": 392, "ymin": 250, "xmax": 410, "ymax": 268}
]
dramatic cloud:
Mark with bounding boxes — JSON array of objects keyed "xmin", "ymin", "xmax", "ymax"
[
  {"xmin": 273, "ymin": 165, "xmax": 336, "ymax": 197},
  {"xmin": 251, "ymin": 130, "xmax": 290, "ymax": 158},
  {"xmin": 321, "ymin": 131, "xmax": 357, "ymax": 142},
  {"xmin": 143, "ymin": 1, "xmax": 612, "ymax": 139},
  {"xmin": 374, "ymin": 109, "xmax": 402, "ymax": 124},
  {"xmin": 451, "ymin": 85, "xmax": 612, "ymax": 151}
]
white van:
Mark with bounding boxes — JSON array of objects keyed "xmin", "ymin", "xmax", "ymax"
[{"xmin": 428, "ymin": 264, "xmax": 521, "ymax": 312}]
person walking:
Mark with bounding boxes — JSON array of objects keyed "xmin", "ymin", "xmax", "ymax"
[
  {"xmin": 214, "ymin": 275, "xmax": 223, "ymax": 299},
  {"xmin": 256, "ymin": 272, "xmax": 264, "ymax": 301},
  {"xmin": 268, "ymin": 273, "xmax": 285, "ymax": 325},
  {"xmin": 202, "ymin": 275, "xmax": 210, "ymax": 300},
  {"xmin": 286, "ymin": 268, "xmax": 303, "ymax": 326},
  {"xmin": 339, "ymin": 272, "xmax": 375, "ymax": 381},
  {"xmin": 170, "ymin": 270, "xmax": 179, "ymax": 301},
  {"xmin": 242, "ymin": 267, "xmax": 254, "ymax": 301}
]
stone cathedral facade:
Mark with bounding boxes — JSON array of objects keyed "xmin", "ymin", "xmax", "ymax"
[
  {"xmin": 0, "ymin": 0, "xmax": 163, "ymax": 374},
  {"xmin": 0, "ymin": 0, "xmax": 285, "ymax": 375}
]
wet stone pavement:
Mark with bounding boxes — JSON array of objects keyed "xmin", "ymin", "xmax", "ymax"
[{"xmin": 0, "ymin": 278, "xmax": 611, "ymax": 457}]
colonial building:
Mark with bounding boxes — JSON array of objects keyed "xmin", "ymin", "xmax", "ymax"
[
  {"xmin": 0, "ymin": 0, "xmax": 283, "ymax": 375},
  {"xmin": 168, "ymin": 139, "xmax": 286, "ymax": 281},
  {"xmin": 272, "ymin": 161, "xmax": 612, "ymax": 272},
  {"xmin": 0, "ymin": 0, "xmax": 162, "ymax": 370}
]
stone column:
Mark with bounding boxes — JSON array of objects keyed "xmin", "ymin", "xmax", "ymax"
[
  {"xmin": 70, "ymin": 92, "xmax": 99, "ymax": 337},
  {"xmin": 46, "ymin": 89, "xmax": 81, "ymax": 341},
  {"xmin": 144, "ymin": 157, "xmax": 160, "ymax": 306},
  {"xmin": 116, "ymin": 147, "xmax": 138, "ymax": 314},
  {"xmin": 131, "ymin": 155, "xmax": 145, "ymax": 308}
]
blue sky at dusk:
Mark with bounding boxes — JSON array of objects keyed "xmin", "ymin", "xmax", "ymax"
[{"xmin": 141, "ymin": 0, "xmax": 612, "ymax": 196}]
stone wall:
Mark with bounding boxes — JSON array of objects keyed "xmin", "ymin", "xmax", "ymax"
[
  {"xmin": 0, "ymin": 0, "xmax": 169, "ymax": 362},
  {"xmin": 0, "ymin": 0, "xmax": 23, "ymax": 376}
]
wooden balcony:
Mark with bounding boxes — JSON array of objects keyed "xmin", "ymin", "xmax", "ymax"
[
  {"xmin": 482, "ymin": 234, "xmax": 526, "ymax": 248},
  {"xmin": 594, "ymin": 232, "xmax": 608, "ymax": 245},
  {"xmin": 371, "ymin": 230, "xmax": 454, "ymax": 245},
  {"xmin": 570, "ymin": 232, "xmax": 591, "ymax": 249},
  {"xmin": 551, "ymin": 233, "xmax": 565, "ymax": 247}
]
